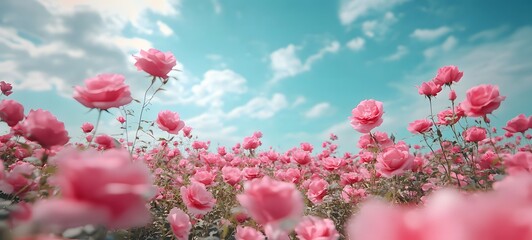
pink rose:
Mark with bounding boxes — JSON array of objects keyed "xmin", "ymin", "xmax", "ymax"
[
  {"xmin": 73, "ymin": 74, "xmax": 133, "ymax": 110},
  {"xmin": 417, "ymin": 81, "xmax": 442, "ymax": 97},
  {"xmin": 407, "ymin": 119, "xmax": 433, "ymax": 134},
  {"xmin": 376, "ymin": 143, "xmax": 414, "ymax": 177},
  {"xmin": 192, "ymin": 170, "xmax": 216, "ymax": 186},
  {"xmin": 504, "ymin": 151, "xmax": 532, "ymax": 175},
  {"xmin": 449, "ymin": 89, "xmax": 457, "ymax": 101},
  {"xmin": 503, "ymin": 114, "xmax": 529, "ymax": 134},
  {"xmin": 134, "ymin": 48, "xmax": 177, "ymax": 80},
  {"xmin": 156, "ymin": 110, "xmax": 185, "ymax": 134},
  {"xmin": 295, "ymin": 216, "xmax": 340, "ymax": 240},
  {"xmin": 183, "ymin": 126, "xmax": 192, "ymax": 138},
  {"xmin": 235, "ymin": 226, "xmax": 265, "ymax": 240},
  {"xmin": 95, "ymin": 134, "xmax": 117, "ymax": 150},
  {"xmin": 242, "ymin": 136, "xmax": 261, "ymax": 150},
  {"xmin": 292, "ymin": 149, "xmax": 311, "ymax": 165},
  {"xmin": 357, "ymin": 131, "xmax": 393, "ymax": 149},
  {"xmin": 242, "ymin": 167, "xmax": 262, "ymax": 180},
  {"xmin": 117, "ymin": 116, "xmax": 126, "ymax": 124},
  {"xmin": 307, "ymin": 178, "xmax": 329, "ymax": 204},
  {"xmin": 341, "ymin": 186, "xmax": 366, "ymax": 203},
  {"xmin": 460, "ymin": 84, "xmax": 505, "ymax": 117},
  {"xmin": 463, "ymin": 126, "xmax": 487, "ymax": 142},
  {"xmin": 81, "ymin": 122, "xmax": 94, "ymax": 133},
  {"xmin": 0, "ymin": 81, "xmax": 13, "ymax": 96},
  {"xmin": 180, "ymin": 182, "xmax": 216, "ymax": 215},
  {"xmin": 437, "ymin": 109, "xmax": 460, "ymax": 125},
  {"xmin": 167, "ymin": 208, "xmax": 192, "ymax": 240},
  {"xmin": 237, "ymin": 176, "xmax": 303, "ymax": 226},
  {"xmin": 222, "ymin": 166, "xmax": 241, "ymax": 186},
  {"xmin": 20, "ymin": 109, "xmax": 69, "ymax": 149},
  {"xmin": 0, "ymin": 162, "xmax": 36, "ymax": 196},
  {"xmin": 0, "ymin": 99, "xmax": 24, "ymax": 127},
  {"xmin": 349, "ymin": 99, "xmax": 384, "ymax": 133},
  {"xmin": 433, "ymin": 65, "xmax": 463, "ymax": 86},
  {"xmin": 322, "ymin": 157, "xmax": 343, "ymax": 171},
  {"xmin": 31, "ymin": 148, "xmax": 154, "ymax": 229}
]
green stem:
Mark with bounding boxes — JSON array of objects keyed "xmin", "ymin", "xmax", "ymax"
[
  {"xmin": 88, "ymin": 109, "xmax": 102, "ymax": 147},
  {"xmin": 131, "ymin": 77, "xmax": 156, "ymax": 154}
]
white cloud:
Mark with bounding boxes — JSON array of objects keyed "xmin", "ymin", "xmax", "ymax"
[
  {"xmin": 185, "ymin": 109, "xmax": 241, "ymax": 145},
  {"xmin": 410, "ymin": 26, "xmax": 452, "ymax": 41},
  {"xmin": 37, "ymin": 0, "xmax": 181, "ymax": 32},
  {"xmin": 0, "ymin": 27, "xmax": 85, "ymax": 58},
  {"xmin": 339, "ymin": 0, "xmax": 407, "ymax": 26},
  {"xmin": 156, "ymin": 21, "xmax": 174, "ymax": 36},
  {"xmin": 346, "ymin": 37, "xmax": 365, "ymax": 51},
  {"xmin": 423, "ymin": 35, "xmax": 458, "ymax": 59},
  {"xmin": 211, "ymin": 0, "xmax": 222, "ymax": 14},
  {"xmin": 305, "ymin": 102, "xmax": 332, "ymax": 118},
  {"xmin": 362, "ymin": 12, "xmax": 397, "ymax": 38},
  {"xmin": 385, "ymin": 45, "xmax": 408, "ymax": 61},
  {"xmin": 227, "ymin": 93, "xmax": 288, "ymax": 119},
  {"xmin": 269, "ymin": 41, "xmax": 340, "ymax": 83},
  {"xmin": 292, "ymin": 96, "xmax": 307, "ymax": 107},
  {"xmin": 469, "ymin": 26, "xmax": 509, "ymax": 42}
]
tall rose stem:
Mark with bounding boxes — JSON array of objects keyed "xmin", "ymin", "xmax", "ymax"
[
  {"xmin": 87, "ymin": 109, "xmax": 102, "ymax": 147},
  {"xmin": 428, "ymin": 98, "xmax": 454, "ymax": 185},
  {"xmin": 131, "ymin": 76, "xmax": 156, "ymax": 154}
]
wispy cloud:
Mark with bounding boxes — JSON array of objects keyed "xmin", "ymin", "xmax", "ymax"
[
  {"xmin": 338, "ymin": 0, "xmax": 407, "ymax": 26},
  {"xmin": 211, "ymin": 0, "xmax": 222, "ymax": 14},
  {"xmin": 156, "ymin": 21, "xmax": 174, "ymax": 36},
  {"xmin": 384, "ymin": 45, "xmax": 408, "ymax": 61},
  {"xmin": 423, "ymin": 36, "xmax": 458, "ymax": 59},
  {"xmin": 305, "ymin": 102, "xmax": 332, "ymax": 119},
  {"xmin": 410, "ymin": 26, "xmax": 452, "ymax": 41},
  {"xmin": 346, "ymin": 37, "xmax": 365, "ymax": 51},
  {"xmin": 227, "ymin": 93, "xmax": 289, "ymax": 119},
  {"xmin": 269, "ymin": 41, "xmax": 340, "ymax": 83},
  {"xmin": 362, "ymin": 12, "xmax": 398, "ymax": 38}
]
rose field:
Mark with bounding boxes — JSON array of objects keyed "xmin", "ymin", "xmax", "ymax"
[{"xmin": 0, "ymin": 46, "xmax": 531, "ymax": 240}]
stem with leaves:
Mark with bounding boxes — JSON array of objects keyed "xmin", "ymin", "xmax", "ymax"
[{"xmin": 131, "ymin": 77, "xmax": 156, "ymax": 154}]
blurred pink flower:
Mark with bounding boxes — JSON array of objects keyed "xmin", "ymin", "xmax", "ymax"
[
  {"xmin": 0, "ymin": 81, "xmax": 13, "ymax": 96},
  {"xmin": 80, "ymin": 122, "xmax": 94, "ymax": 133},
  {"xmin": 503, "ymin": 114, "xmax": 529, "ymax": 133},
  {"xmin": 235, "ymin": 226, "xmax": 265, "ymax": 240},
  {"xmin": 0, "ymin": 99, "xmax": 24, "ymax": 127},
  {"xmin": 31, "ymin": 148, "xmax": 154, "ymax": 229},
  {"xmin": 20, "ymin": 109, "xmax": 69, "ymax": 149},
  {"xmin": 237, "ymin": 176, "xmax": 303, "ymax": 226},
  {"xmin": 295, "ymin": 216, "xmax": 340, "ymax": 240},
  {"xmin": 167, "ymin": 207, "xmax": 192, "ymax": 240}
]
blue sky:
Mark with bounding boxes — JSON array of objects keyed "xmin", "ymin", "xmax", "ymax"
[{"xmin": 1, "ymin": 0, "xmax": 531, "ymax": 153}]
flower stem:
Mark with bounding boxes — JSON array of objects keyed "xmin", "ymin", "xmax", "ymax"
[
  {"xmin": 87, "ymin": 109, "xmax": 102, "ymax": 147},
  {"xmin": 131, "ymin": 77, "xmax": 156, "ymax": 154}
]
